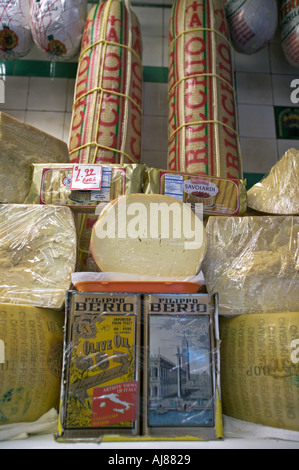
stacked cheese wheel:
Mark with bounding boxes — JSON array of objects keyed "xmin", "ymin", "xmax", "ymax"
[
  {"xmin": 30, "ymin": 0, "xmax": 87, "ymax": 61},
  {"xmin": 224, "ymin": 0, "xmax": 278, "ymax": 55},
  {"xmin": 168, "ymin": 0, "xmax": 242, "ymax": 179},
  {"xmin": 0, "ymin": 0, "xmax": 33, "ymax": 59},
  {"xmin": 280, "ymin": 0, "xmax": 299, "ymax": 69},
  {"xmin": 220, "ymin": 313, "xmax": 299, "ymax": 432},
  {"xmin": 68, "ymin": 0, "xmax": 143, "ymax": 165}
]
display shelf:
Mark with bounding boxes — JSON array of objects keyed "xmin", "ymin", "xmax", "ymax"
[{"xmin": 1, "ymin": 434, "xmax": 299, "ymax": 449}]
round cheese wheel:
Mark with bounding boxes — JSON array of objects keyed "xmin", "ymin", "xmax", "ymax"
[
  {"xmin": 90, "ymin": 194, "xmax": 207, "ymax": 277},
  {"xmin": 280, "ymin": 0, "xmax": 299, "ymax": 69},
  {"xmin": 0, "ymin": 304, "xmax": 64, "ymax": 425},
  {"xmin": 220, "ymin": 313, "xmax": 299, "ymax": 432},
  {"xmin": 0, "ymin": 0, "xmax": 33, "ymax": 60},
  {"xmin": 224, "ymin": 0, "xmax": 278, "ymax": 55},
  {"xmin": 30, "ymin": 0, "xmax": 87, "ymax": 61}
]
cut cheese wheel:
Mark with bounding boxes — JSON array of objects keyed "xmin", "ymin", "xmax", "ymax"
[
  {"xmin": 224, "ymin": 0, "xmax": 278, "ymax": 55},
  {"xmin": 0, "ymin": 112, "xmax": 70, "ymax": 204},
  {"xmin": 247, "ymin": 148, "xmax": 299, "ymax": 215},
  {"xmin": 220, "ymin": 313, "xmax": 299, "ymax": 432},
  {"xmin": 90, "ymin": 194, "xmax": 207, "ymax": 277},
  {"xmin": 0, "ymin": 303, "xmax": 64, "ymax": 425},
  {"xmin": 0, "ymin": 204, "xmax": 77, "ymax": 309}
]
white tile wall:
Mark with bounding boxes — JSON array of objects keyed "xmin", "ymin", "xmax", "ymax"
[{"xmin": 0, "ymin": 1, "xmax": 298, "ymax": 177}]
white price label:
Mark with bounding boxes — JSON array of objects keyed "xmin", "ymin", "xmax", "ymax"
[
  {"xmin": 70, "ymin": 165, "xmax": 103, "ymax": 190},
  {"xmin": 0, "ymin": 339, "xmax": 5, "ymax": 364}
]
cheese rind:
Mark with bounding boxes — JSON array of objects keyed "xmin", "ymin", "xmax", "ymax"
[
  {"xmin": 220, "ymin": 313, "xmax": 299, "ymax": 432},
  {"xmin": 0, "ymin": 204, "xmax": 77, "ymax": 309},
  {"xmin": 247, "ymin": 148, "xmax": 299, "ymax": 215},
  {"xmin": 0, "ymin": 112, "xmax": 69, "ymax": 204},
  {"xmin": 202, "ymin": 215, "xmax": 299, "ymax": 315},
  {"xmin": 90, "ymin": 194, "xmax": 207, "ymax": 277},
  {"xmin": 0, "ymin": 304, "xmax": 64, "ymax": 425}
]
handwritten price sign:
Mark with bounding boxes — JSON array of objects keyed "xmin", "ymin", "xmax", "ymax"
[{"xmin": 70, "ymin": 165, "xmax": 103, "ymax": 190}]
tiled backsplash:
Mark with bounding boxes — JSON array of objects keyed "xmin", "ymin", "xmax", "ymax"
[{"xmin": 0, "ymin": 1, "xmax": 298, "ymax": 181}]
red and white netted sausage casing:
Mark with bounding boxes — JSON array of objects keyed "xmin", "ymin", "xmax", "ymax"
[
  {"xmin": 280, "ymin": 0, "xmax": 299, "ymax": 69},
  {"xmin": 30, "ymin": 0, "xmax": 87, "ymax": 61},
  {"xmin": 224, "ymin": 0, "xmax": 278, "ymax": 55},
  {"xmin": 68, "ymin": 0, "xmax": 143, "ymax": 165},
  {"xmin": 0, "ymin": 0, "xmax": 33, "ymax": 59},
  {"xmin": 168, "ymin": 0, "xmax": 243, "ymax": 180}
]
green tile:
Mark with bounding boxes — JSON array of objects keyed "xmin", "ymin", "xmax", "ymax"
[{"xmin": 244, "ymin": 172, "xmax": 265, "ymax": 190}]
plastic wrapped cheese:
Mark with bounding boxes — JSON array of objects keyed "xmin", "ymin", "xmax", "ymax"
[
  {"xmin": 30, "ymin": 0, "xmax": 87, "ymax": 61},
  {"xmin": 0, "ymin": 112, "xmax": 70, "ymax": 204},
  {"xmin": 224, "ymin": 0, "xmax": 278, "ymax": 55},
  {"xmin": 0, "ymin": 304, "xmax": 64, "ymax": 425},
  {"xmin": 247, "ymin": 148, "xmax": 299, "ymax": 215},
  {"xmin": 280, "ymin": 0, "xmax": 299, "ymax": 69},
  {"xmin": 220, "ymin": 312, "xmax": 299, "ymax": 432},
  {"xmin": 0, "ymin": 204, "xmax": 77, "ymax": 309},
  {"xmin": 0, "ymin": 0, "xmax": 33, "ymax": 59},
  {"xmin": 90, "ymin": 194, "xmax": 207, "ymax": 277},
  {"xmin": 202, "ymin": 215, "xmax": 299, "ymax": 315}
]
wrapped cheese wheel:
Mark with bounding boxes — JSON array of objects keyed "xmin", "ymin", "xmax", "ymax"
[
  {"xmin": 0, "ymin": 304, "xmax": 64, "ymax": 425},
  {"xmin": 168, "ymin": 0, "xmax": 242, "ymax": 179},
  {"xmin": 247, "ymin": 148, "xmax": 299, "ymax": 215},
  {"xmin": 0, "ymin": 0, "xmax": 33, "ymax": 59},
  {"xmin": 30, "ymin": 0, "xmax": 87, "ymax": 61},
  {"xmin": 280, "ymin": 0, "xmax": 299, "ymax": 69},
  {"xmin": 68, "ymin": 0, "xmax": 143, "ymax": 165},
  {"xmin": 224, "ymin": 0, "xmax": 278, "ymax": 55}
]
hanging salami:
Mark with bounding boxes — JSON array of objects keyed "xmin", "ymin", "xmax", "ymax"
[
  {"xmin": 0, "ymin": 0, "xmax": 33, "ymax": 60},
  {"xmin": 224, "ymin": 0, "xmax": 278, "ymax": 55},
  {"xmin": 30, "ymin": 0, "xmax": 87, "ymax": 61}
]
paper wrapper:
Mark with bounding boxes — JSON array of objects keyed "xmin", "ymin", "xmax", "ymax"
[
  {"xmin": 280, "ymin": 0, "xmax": 299, "ymax": 69},
  {"xmin": 144, "ymin": 166, "xmax": 247, "ymax": 216},
  {"xmin": 168, "ymin": 0, "xmax": 242, "ymax": 179},
  {"xmin": 30, "ymin": 0, "xmax": 87, "ymax": 61},
  {"xmin": 0, "ymin": 0, "xmax": 33, "ymax": 59},
  {"xmin": 25, "ymin": 162, "xmax": 146, "ymax": 212},
  {"xmin": 224, "ymin": 0, "xmax": 278, "ymax": 55},
  {"xmin": 247, "ymin": 148, "xmax": 299, "ymax": 215},
  {"xmin": 68, "ymin": 0, "xmax": 143, "ymax": 165}
]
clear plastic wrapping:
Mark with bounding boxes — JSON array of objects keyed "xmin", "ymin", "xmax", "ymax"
[
  {"xmin": 25, "ymin": 163, "xmax": 146, "ymax": 211},
  {"xmin": 57, "ymin": 292, "xmax": 222, "ymax": 442},
  {"xmin": 0, "ymin": 0, "xmax": 33, "ymax": 60},
  {"xmin": 144, "ymin": 167, "xmax": 247, "ymax": 216},
  {"xmin": 0, "ymin": 112, "xmax": 70, "ymax": 204},
  {"xmin": 30, "ymin": 0, "xmax": 87, "ymax": 61},
  {"xmin": 0, "ymin": 204, "xmax": 77, "ymax": 309},
  {"xmin": 224, "ymin": 0, "xmax": 278, "ymax": 55},
  {"xmin": 202, "ymin": 215, "xmax": 299, "ymax": 315},
  {"xmin": 247, "ymin": 148, "xmax": 299, "ymax": 215}
]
